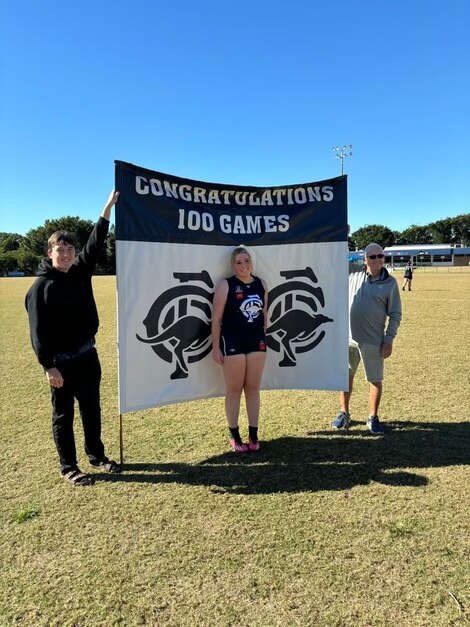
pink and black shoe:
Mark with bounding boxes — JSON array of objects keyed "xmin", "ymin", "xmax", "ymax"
[
  {"xmin": 248, "ymin": 438, "xmax": 260, "ymax": 452},
  {"xmin": 229, "ymin": 439, "xmax": 249, "ymax": 453}
]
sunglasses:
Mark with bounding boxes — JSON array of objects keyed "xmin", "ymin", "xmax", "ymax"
[{"xmin": 367, "ymin": 254, "xmax": 385, "ymax": 259}]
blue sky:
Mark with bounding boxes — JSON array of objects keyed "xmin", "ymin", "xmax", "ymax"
[{"xmin": 1, "ymin": 0, "xmax": 469, "ymax": 235}]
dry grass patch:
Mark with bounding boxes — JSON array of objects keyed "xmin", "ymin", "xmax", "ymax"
[{"xmin": 1, "ymin": 273, "xmax": 469, "ymax": 626}]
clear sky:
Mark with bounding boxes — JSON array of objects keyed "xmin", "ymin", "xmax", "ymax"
[{"xmin": 1, "ymin": 0, "xmax": 469, "ymax": 235}]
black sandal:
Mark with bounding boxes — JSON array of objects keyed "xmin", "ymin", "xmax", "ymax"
[
  {"xmin": 90, "ymin": 459, "xmax": 122, "ymax": 474},
  {"xmin": 62, "ymin": 468, "xmax": 95, "ymax": 486}
]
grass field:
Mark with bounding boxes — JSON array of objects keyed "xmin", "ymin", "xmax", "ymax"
[{"xmin": 1, "ymin": 271, "xmax": 469, "ymax": 626}]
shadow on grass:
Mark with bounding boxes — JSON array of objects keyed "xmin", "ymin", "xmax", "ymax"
[{"xmin": 96, "ymin": 421, "xmax": 469, "ymax": 494}]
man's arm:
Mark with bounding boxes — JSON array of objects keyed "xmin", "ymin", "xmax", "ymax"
[
  {"xmin": 381, "ymin": 342, "xmax": 393, "ymax": 359},
  {"xmin": 382, "ymin": 280, "xmax": 402, "ymax": 356},
  {"xmin": 78, "ymin": 190, "xmax": 120, "ymax": 271},
  {"xmin": 25, "ymin": 284, "xmax": 54, "ymax": 370},
  {"xmin": 101, "ymin": 190, "xmax": 119, "ymax": 221},
  {"xmin": 25, "ymin": 284, "xmax": 64, "ymax": 386}
]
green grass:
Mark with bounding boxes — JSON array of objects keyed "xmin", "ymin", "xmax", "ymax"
[
  {"xmin": 1, "ymin": 273, "xmax": 469, "ymax": 626},
  {"xmin": 11, "ymin": 504, "xmax": 41, "ymax": 524}
]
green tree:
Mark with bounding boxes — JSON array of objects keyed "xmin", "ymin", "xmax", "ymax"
[
  {"xmin": 351, "ymin": 224, "xmax": 396, "ymax": 250},
  {"xmin": 20, "ymin": 217, "xmax": 95, "ymax": 257},
  {"xmin": 398, "ymin": 224, "xmax": 433, "ymax": 245},
  {"xmin": 14, "ymin": 249, "xmax": 43, "ymax": 275},
  {"xmin": 104, "ymin": 226, "xmax": 116, "ymax": 274},
  {"xmin": 0, "ymin": 251, "xmax": 18, "ymax": 275},
  {"xmin": 0, "ymin": 232, "xmax": 24, "ymax": 252},
  {"xmin": 452, "ymin": 214, "xmax": 470, "ymax": 245},
  {"xmin": 0, "ymin": 249, "xmax": 41, "ymax": 275},
  {"xmin": 19, "ymin": 216, "xmax": 114, "ymax": 275},
  {"xmin": 428, "ymin": 218, "xmax": 453, "ymax": 244},
  {"xmin": 347, "ymin": 235, "xmax": 357, "ymax": 251}
]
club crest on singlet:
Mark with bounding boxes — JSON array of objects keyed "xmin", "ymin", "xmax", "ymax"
[{"xmin": 239, "ymin": 294, "xmax": 263, "ymax": 323}]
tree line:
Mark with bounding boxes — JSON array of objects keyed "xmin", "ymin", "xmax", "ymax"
[
  {"xmin": 0, "ymin": 217, "xmax": 115, "ymax": 276},
  {"xmin": 348, "ymin": 214, "xmax": 470, "ymax": 251},
  {"xmin": 1, "ymin": 213, "xmax": 469, "ymax": 276}
]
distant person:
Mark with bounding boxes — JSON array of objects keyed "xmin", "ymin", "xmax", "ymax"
[
  {"xmin": 402, "ymin": 261, "xmax": 413, "ymax": 291},
  {"xmin": 25, "ymin": 191, "xmax": 122, "ymax": 486},
  {"xmin": 332, "ymin": 243, "xmax": 402, "ymax": 435},
  {"xmin": 212, "ymin": 246, "xmax": 268, "ymax": 452}
]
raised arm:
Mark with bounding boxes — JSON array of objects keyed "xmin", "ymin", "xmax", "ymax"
[
  {"xmin": 78, "ymin": 190, "xmax": 120, "ymax": 271},
  {"xmin": 101, "ymin": 190, "xmax": 120, "ymax": 221}
]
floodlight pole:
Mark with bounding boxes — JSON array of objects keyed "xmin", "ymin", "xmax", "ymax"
[{"xmin": 333, "ymin": 144, "xmax": 353, "ymax": 175}]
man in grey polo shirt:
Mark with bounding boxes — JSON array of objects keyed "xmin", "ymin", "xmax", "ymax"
[{"xmin": 332, "ymin": 243, "xmax": 402, "ymax": 435}]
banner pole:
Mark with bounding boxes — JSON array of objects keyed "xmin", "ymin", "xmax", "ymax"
[
  {"xmin": 115, "ymin": 162, "xmax": 125, "ymax": 468},
  {"xmin": 119, "ymin": 413, "xmax": 124, "ymax": 466}
]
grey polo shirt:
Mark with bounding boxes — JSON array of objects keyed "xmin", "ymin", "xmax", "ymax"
[{"xmin": 348, "ymin": 265, "xmax": 402, "ymax": 346}]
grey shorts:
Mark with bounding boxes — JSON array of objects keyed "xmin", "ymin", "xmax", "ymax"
[{"xmin": 349, "ymin": 340, "xmax": 384, "ymax": 382}]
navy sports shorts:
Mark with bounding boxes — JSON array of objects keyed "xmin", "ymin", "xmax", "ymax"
[{"xmin": 220, "ymin": 329, "xmax": 267, "ymax": 356}]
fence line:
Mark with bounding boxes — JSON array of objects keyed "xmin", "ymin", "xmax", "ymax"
[{"xmin": 389, "ymin": 266, "xmax": 470, "ymax": 274}]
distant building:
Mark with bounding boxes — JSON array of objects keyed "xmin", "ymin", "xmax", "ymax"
[
  {"xmin": 385, "ymin": 244, "xmax": 470, "ymax": 267},
  {"xmin": 349, "ymin": 244, "xmax": 470, "ymax": 267}
]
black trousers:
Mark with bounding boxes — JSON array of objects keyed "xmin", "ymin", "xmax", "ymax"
[{"xmin": 50, "ymin": 348, "xmax": 105, "ymax": 474}]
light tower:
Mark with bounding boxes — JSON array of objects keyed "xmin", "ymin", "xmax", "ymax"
[{"xmin": 333, "ymin": 144, "xmax": 353, "ymax": 175}]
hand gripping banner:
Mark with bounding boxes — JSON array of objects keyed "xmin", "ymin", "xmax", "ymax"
[{"xmin": 115, "ymin": 160, "xmax": 349, "ymax": 413}]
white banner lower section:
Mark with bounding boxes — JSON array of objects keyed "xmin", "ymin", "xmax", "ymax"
[{"xmin": 116, "ymin": 240, "xmax": 348, "ymax": 413}]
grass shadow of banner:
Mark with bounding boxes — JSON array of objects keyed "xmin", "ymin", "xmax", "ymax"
[{"xmin": 97, "ymin": 421, "xmax": 469, "ymax": 495}]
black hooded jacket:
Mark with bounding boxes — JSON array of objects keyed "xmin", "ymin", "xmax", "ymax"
[{"xmin": 25, "ymin": 217, "xmax": 109, "ymax": 369}]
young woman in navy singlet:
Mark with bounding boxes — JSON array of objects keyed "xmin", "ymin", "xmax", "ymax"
[{"xmin": 212, "ymin": 246, "xmax": 268, "ymax": 452}]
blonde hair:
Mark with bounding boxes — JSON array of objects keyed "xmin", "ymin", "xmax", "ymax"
[{"xmin": 231, "ymin": 245, "xmax": 252, "ymax": 265}]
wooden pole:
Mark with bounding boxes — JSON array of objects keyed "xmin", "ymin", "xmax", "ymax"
[{"xmin": 119, "ymin": 413, "xmax": 124, "ymax": 466}]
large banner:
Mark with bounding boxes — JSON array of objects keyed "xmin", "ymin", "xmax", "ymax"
[{"xmin": 115, "ymin": 160, "xmax": 349, "ymax": 414}]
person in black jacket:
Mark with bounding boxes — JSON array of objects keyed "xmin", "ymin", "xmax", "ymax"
[
  {"xmin": 25, "ymin": 190, "xmax": 121, "ymax": 485},
  {"xmin": 212, "ymin": 246, "xmax": 268, "ymax": 452}
]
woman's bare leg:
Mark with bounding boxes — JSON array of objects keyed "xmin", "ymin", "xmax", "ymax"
[
  {"xmin": 222, "ymin": 355, "xmax": 247, "ymax": 428},
  {"xmin": 243, "ymin": 352, "xmax": 267, "ymax": 427}
]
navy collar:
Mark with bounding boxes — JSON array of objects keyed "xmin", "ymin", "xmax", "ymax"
[{"xmin": 364, "ymin": 267, "xmax": 387, "ymax": 282}]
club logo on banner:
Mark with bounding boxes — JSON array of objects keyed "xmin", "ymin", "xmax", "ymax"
[
  {"xmin": 266, "ymin": 267, "xmax": 332, "ymax": 367},
  {"xmin": 136, "ymin": 271, "xmax": 214, "ymax": 380},
  {"xmin": 136, "ymin": 266, "xmax": 332, "ymax": 378},
  {"xmin": 115, "ymin": 160, "xmax": 349, "ymax": 414}
]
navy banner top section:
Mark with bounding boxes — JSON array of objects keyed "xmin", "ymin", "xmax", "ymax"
[{"xmin": 115, "ymin": 160, "xmax": 347, "ymax": 246}]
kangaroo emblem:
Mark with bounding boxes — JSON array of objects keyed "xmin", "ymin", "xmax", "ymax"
[
  {"xmin": 266, "ymin": 267, "xmax": 333, "ymax": 367},
  {"xmin": 136, "ymin": 271, "xmax": 214, "ymax": 379}
]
